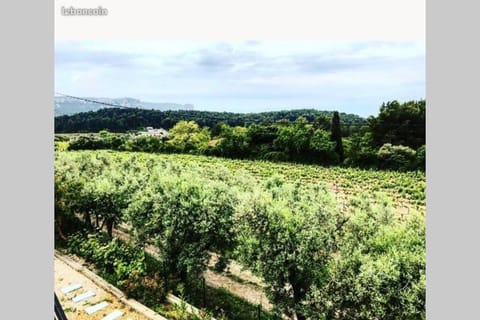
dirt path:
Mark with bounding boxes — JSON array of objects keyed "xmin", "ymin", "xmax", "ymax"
[
  {"xmin": 112, "ymin": 228, "xmax": 272, "ymax": 311},
  {"xmin": 208, "ymin": 252, "xmax": 265, "ymax": 288}
]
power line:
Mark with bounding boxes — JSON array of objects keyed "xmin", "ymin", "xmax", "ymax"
[{"xmin": 55, "ymin": 92, "xmax": 133, "ymax": 109}]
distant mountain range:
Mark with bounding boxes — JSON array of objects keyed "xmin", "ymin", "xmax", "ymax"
[{"xmin": 54, "ymin": 96, "xmax": 194, "ymax": 116}]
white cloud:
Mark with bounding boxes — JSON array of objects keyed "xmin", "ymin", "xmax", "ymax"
[{"xmin": 55, "ymin": 40, "xmax": 425, "ymax": 116}]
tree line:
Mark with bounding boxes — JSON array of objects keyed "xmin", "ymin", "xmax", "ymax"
[
  {"xmin": 57, "ymin": 100, "xmax": 425, "ymax": 171},
  {"xmin": 55, "ymin": 108, "xmax": 366, "ymax": 135}
]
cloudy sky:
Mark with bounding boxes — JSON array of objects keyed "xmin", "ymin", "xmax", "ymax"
[{"xmin": 55, "ymin": 40, "xmax": 424, "ymax": 117}]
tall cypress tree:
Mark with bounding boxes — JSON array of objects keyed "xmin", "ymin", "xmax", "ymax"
[{"xmin": 331, "ymin": 111, "xmax": 344, "ymax": 162}]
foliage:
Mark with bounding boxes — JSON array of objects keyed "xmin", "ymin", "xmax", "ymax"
[
  {"xmin": 369, "ymin": 100, "xmax": 425, "ymax": 149},
  {"xmin": 303, "ymin": 197, "xmax": 425, "ymax": 320},
  {"xmin": 166, "ymin": 121, "xmax": 210, "ymax": 153},
  {"xmin": 273, "ymin": 117, "xmax": 311, "ymax": 158},
  {"xmin": 343, "ymin": 128, "xmax": 378, "ymax": 168},
  {"xmin": 211, "ymin": 124, "xmax": 251, "ymax": 158},
  {"xmin": 416, "ymin": 145, "xmax": 426, "ymax": 170},
  {"xmin": 55, "ymin": 151, "xmax": 140, "ymax": 237},
  {"xmin": 54, "ymin": 154, "xmax": 85, "ymax": 239},
  {"xmin": 126, "ymin": 169, "xmax": 237, "ymax": 284},
  {"xmin": 377, "ymin": 143, "xmax": 417, "ymax": 171},
  {"xmin": 68, "ymin": 131, "xmax": 126, "ymax": 151},
  {"xmin": 54, "ymin": 141, "xmax": 69, "ymax": 151},
  {"xmin": 65, "ymin": 232, "xmax": 168, "ymax": 304},
  {"xmin": 309, "ymin": 128, "xmax": 338, "ymax": 164},
  {"xmin": 236, "ymin": 178, "xmax": 342, "ymax": 319},
  {"xmin": 124, "ymin": 135, "xmax": 163, "ymax": 152},
  {"xmin": 68, "ymin": 233, "xmax": 141, "ymax": 282}
]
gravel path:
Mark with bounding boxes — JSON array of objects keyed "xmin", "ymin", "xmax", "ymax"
[{"xmin": 54, "ymin": 252, "xmax": 166, "ymax": 320}]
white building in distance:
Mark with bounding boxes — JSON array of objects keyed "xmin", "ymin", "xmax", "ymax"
[{"xmin": 139, "ymin": 127, "xmax": 169, "ymax": 138}]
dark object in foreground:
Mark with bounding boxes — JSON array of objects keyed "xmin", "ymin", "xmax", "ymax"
[{"xmin": 54, "ymin": 292, "xmax": 68, "ymax": 320}]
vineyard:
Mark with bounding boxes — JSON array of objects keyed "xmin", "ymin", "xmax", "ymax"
[
  {"xmin": 55, "ymin": 150, "xmax": 425, "ymax": 320},
  {"xmin": 140, "ymin": 153, "xmax": 426, "ymax": 210}
]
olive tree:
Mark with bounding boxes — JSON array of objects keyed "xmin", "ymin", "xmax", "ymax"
[
  {"xmin": 237, "ymin": 178, "xmax": 343, "ymax": 320},
  {"xmin": 127, "ymin": 170, "xmax": 236, "ymax": 285},
  {"xmin": 304, "ymin": 195, "xmax": 426, "ymax": 320}
]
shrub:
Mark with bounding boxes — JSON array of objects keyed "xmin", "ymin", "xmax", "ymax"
[{"xmin": 377, "ymin": 143, "xmax": 417, "ymax": 171}]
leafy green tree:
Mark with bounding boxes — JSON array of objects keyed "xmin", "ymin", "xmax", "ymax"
[
  {"xmin": 343, "ymin": 128, "xmax": 378, "ymax": 168},
  {"xmin": 237, "ymin": 179, "xmax": 342, "ymax": 320},
  {"xmin": 246, "ymin": 124, "xmax": 279, "ymax": 159},
  {"xmin": 127, "ymin": 171, "xmax": 236, "ymax": 284},
  {"xmin": 305, "ymin": 195, "xmax": 425, "ymax": 320},
  {"xmin": 214, "ymin": 124, "xmax": 251, "ymax": 158},
  {"xmin": 247, "ymin": 124, "xmax": 278, "ymax": 145},
  {"xmin": 54, "ymin": 170, "xmax": 81, "ymax": 239},
  {"xmin": 211, "ymin": 121, "xmax": 226, "ymax": 137},
  {"xmin": 310, "ymin": 129, "xmax": 338, "ymax": 164},
  {"xmin": 273, "ymin": 117, "xmax": 311, "ymax": 158},
  {"xmin": 90, "ymin": 172, "xmax": 130, "ymax": 239},
  {"xmin": 312, "ymin": 115, "xmax": 331, "ymax": 131},
  {"xmin": 54, "ymin": 152, "xmax": 95, "ymax": 237},
  {"xmin": 167, "ymin": 121, "xmax": 210, "ymax": 153}
]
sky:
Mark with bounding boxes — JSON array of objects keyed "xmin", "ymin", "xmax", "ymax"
[{"xmin": 55, "ymin": 40, "xmax": 425, "ymax": 117}]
